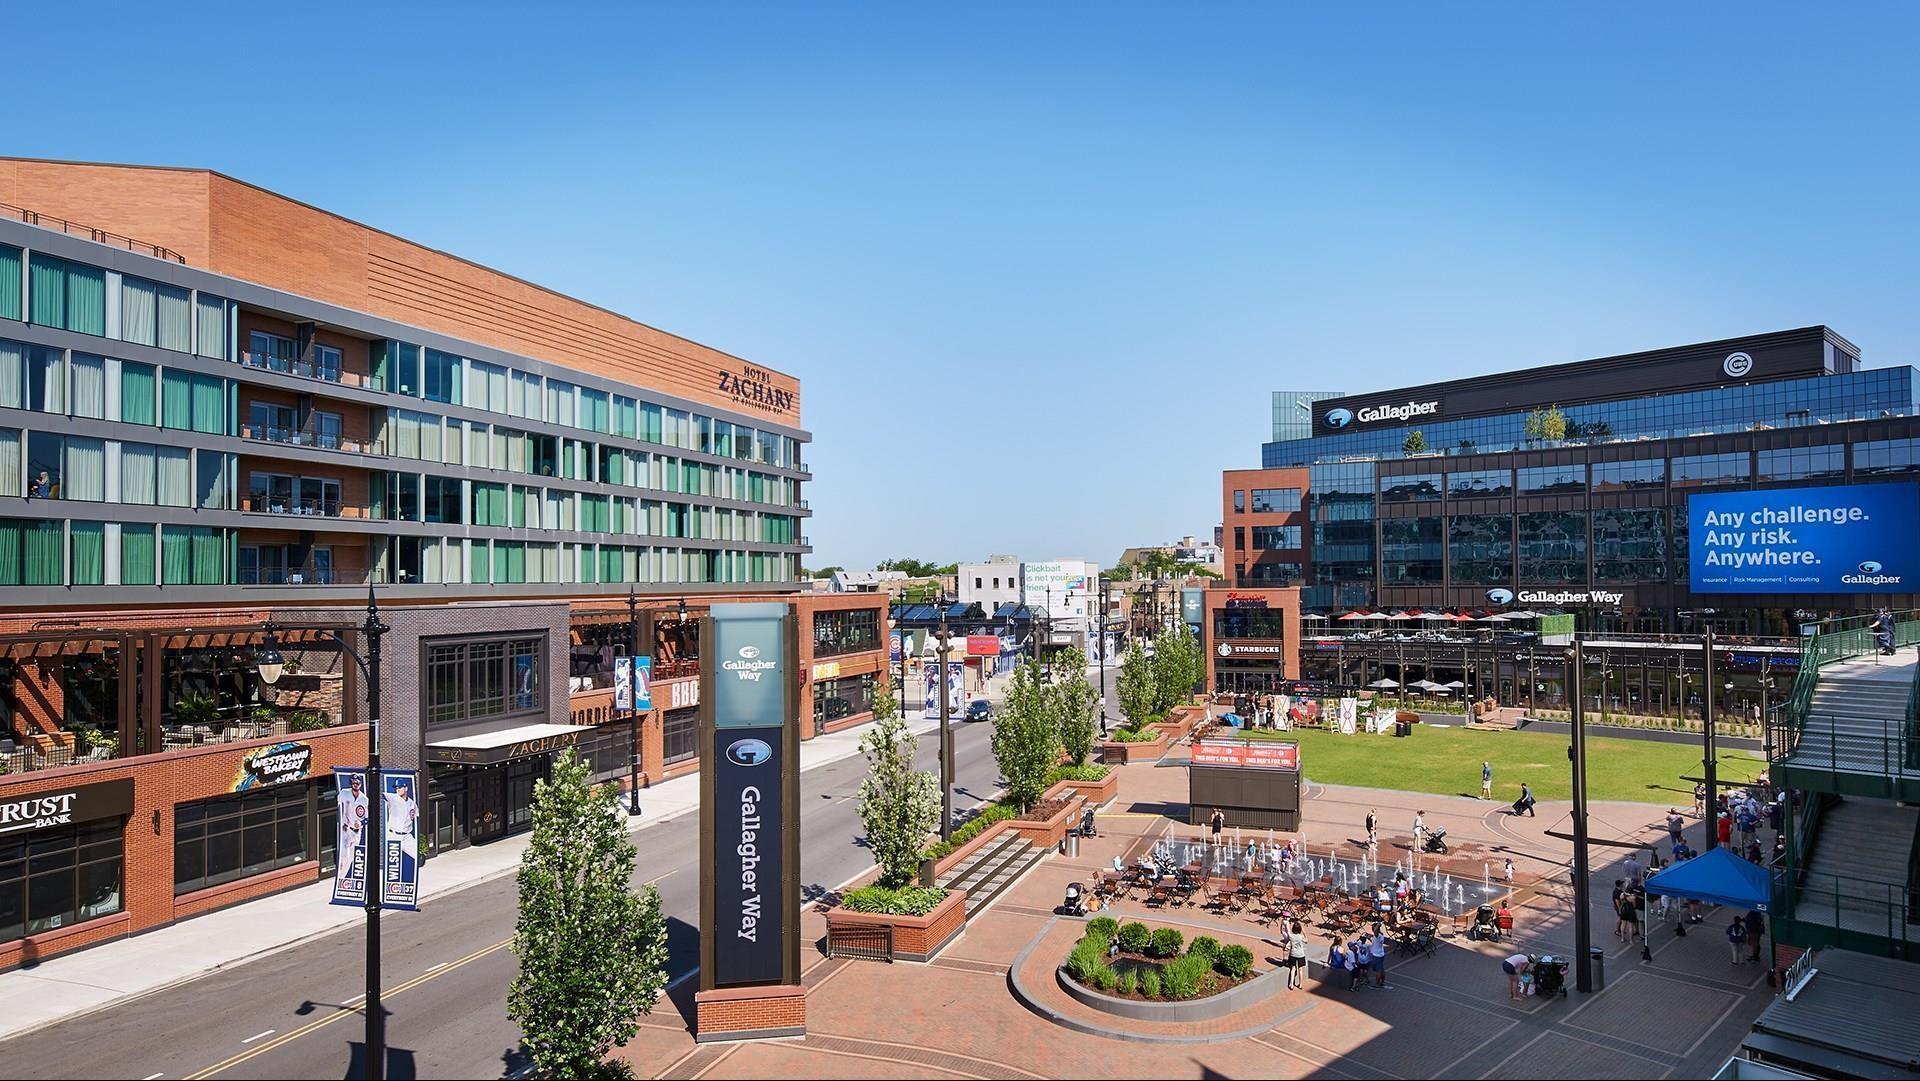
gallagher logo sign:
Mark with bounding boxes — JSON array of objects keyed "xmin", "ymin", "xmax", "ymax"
[
  {"xmin": 1486, "ymin": 588, "xmax": 1515, "ymax": 605},
  {"xmin": 1321, "ymin": 397, "xmax": 1443, "ymax": 432}
]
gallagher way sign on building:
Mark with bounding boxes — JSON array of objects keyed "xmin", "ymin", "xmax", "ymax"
[
  {"xmin": 1689, "ymin": 481, "xmax": 1920, "ymax": 594},
  {"xmin": 699, "ymin": 602, "xmax": 800, "ymax": 994}
]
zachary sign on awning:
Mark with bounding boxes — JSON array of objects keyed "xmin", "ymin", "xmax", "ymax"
[
  {"xmin": 1190, "ymin": 739, "xmax": 1299, "ymax": 771},
  {"xmin": 426, "ymin": 723, "xmax": 594, "ymax": 766}
]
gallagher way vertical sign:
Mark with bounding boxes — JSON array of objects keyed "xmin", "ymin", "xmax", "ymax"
[{"xmin": 700, "ymin": 602, "xmax": 800, "ymax": 992}]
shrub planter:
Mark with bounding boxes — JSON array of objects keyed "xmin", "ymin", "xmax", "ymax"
[
  {"xmin": 1050, "ymin": 770, "xmax": 1117, "ymax": 808},
  {"xmin": 1098, "ymin": 731, "xmax": 1168, "ymax": 764},
  {"xmin": 1005, "ymin": 794, "xmax": 1083, "ymax": 850},
  {"xmin": 826, "ymin": 888, "xmax": 968, "ymax": 962},
  {"xmin": 1054, "ymin": 962, "xmax": 1285, "ymax": 1022}
]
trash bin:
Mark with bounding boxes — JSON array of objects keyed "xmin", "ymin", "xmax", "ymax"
[
  {"xmin": 1395, "ymin": 720, "xmax": 1412, "ymax": 738},
  {"xmin": 1588, "ymin": 945, "xmax": 1605, "ymax": 990},
  {"xmin": 1063, "ymin": 832, "xmax": 1080, "ymax": 857}
]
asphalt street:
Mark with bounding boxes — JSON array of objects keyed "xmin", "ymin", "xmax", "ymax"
[{"xmin": 0, "ymin": 715, "xmax": 1014, "ymax": 1081}]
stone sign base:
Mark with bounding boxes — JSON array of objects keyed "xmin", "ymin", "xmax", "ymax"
[{"xmin": 693, "ymin": 984, "xmax": 807, "ymax": 1043}]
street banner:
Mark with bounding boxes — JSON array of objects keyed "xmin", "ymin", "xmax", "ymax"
[
  {"xmin": 615, "ymin": 656, "xmax": 634, "ymax": 712},
  {"xmin": 381, "ymin": 769, "xmax": 422, "ymax": 911},
  {"xmin": 330, "ymin": 768, "xmax": 371, "ymax": 907},
  {"xmin": 965, "ymin": 635, "xmax": 1000, "ymax": 656},
  {"xmin": 922, "ymin": 659, "xmax": 965, "ymax": 712},
  {"xmin": 633, "ymin": 655, "xmax": 652, "ymax": 711},
  {"xmin": 889, "ymin": 631, "xmax": 902, "ymax": 662}
]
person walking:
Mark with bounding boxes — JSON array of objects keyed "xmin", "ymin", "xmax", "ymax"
[
  {"xmin": 1368, "ymin": 922, "xmax": 1389, "ymax": 989},
  {"xmin": 1287, "ymin": 920, "xmax": 1309, "ymax": 990},
  {"xmin": 1744, "ymin": 910, "xmax": 1766, "ymax": 964},
  {"xmin": 1667, "ymin": 808, "xmax": 1686, "ymax": 849},
  {"xmin": 1209, "ymin": 807, "xmax": 1225, "ymax": 847},
  {"xmin": 1873, "ymin": 608, "xmax": 1896, "ymax": 655},
  {"xmin": 1518, "ymin": 782, "xmax": 1537, "ymax": 817},
  {"xmin": 1693, "ymin": 782, "xmax": 1708, "ymax": 816},
  {"xmin": 1727, "ymin": 915, "xmax": 1748, "ymax": 963},
  {"xmin": 1503, "ymin": 857, "xmax": 1515, "ymax": 887},
  {"xmin": 1365, "ymin": 809, "xmax": 1378, "ymax": 854},
  {"xmin": 1502, "ymin": 952, "xmax": 1533, "ymax": 1000},
  {"xmin": 1612, "ymin": 879, "xmax": 1631, "ymax": 939},
  {"xmin": 1481, "ymin": 760, "xmax": 1493, "ymax": 800}
]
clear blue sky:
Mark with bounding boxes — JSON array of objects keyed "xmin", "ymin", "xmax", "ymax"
[{"xmin": 14, "ymin": 4, "xmax": 1919, "ymax": 571}]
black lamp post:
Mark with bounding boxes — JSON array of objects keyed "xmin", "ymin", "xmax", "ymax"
[
  {"xmin": 1566, "ymin": 641, "xmax": 1594, "ymax": 993},
  {"xmin": 258, "ymin": 587, "xmax": 388, "ymax": 1081},
  {"xmin": 1703, "ymin": 628, "xmax": 1719, "ymax": 849},
  {"xmin": 1096, "ymin": 578, "xmax": 1111, "ymax": 736},
  {"xmin": 933, "ymin": 593, "xmax": 955, "ymax": 840},
  {"xmin": 626, "ymin": 587, "xmax": 642, "ymax": 817}
]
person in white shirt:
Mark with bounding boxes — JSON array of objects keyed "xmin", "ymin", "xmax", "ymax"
[
  {"xmin": 385, "ymin": 779, "xmax": 420, "ymax": 884},
  {"xmin": 337, "ymin": 773, "xmax": 369, "ymax": 870}
]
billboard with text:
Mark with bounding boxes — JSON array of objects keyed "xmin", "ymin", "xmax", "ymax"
[{"xmin": 1689, "ymin": 482, "xmax": 1919, "ymax": 594}]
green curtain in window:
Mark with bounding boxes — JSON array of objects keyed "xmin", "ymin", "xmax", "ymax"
[
  {"xmin": 492, "ymin": 542, "xmax": 509, "ymax": 584},
  {"xmin": 120, "ymin": 362, "xmax": 156, "ymax": 425},
  {"xmin": 470, "ymin": 541, "xmax": 489, "ymax": 584},
  {"xmin": 190, "ymin": 527, "xmax": 223, "ymax": 584},
  {"xmin": 0, "ymin": 245, "xmax": 20, "ymax": 321},
  {"xmin": 506, "ymin": 543, "xmax": 525, "ymax": 583},
  {"xmin": 191, "ymin": 375, "xmax": 225, "ymax": 435},
  {"xmin": 69, "ymin": 522, "xmax": 104, "ymax": 585},
  {"xmin": 0, "ymin": 518, "xmax": 20, "ymax": 585},
  {"xmin": 510, "ymin": 487, "xmax": 526, "ymax": 528},
  {"xmin": 29, "ymin": 255, "xmax": 64, "ymax": 328},
  {"xmin": 120, "ymin": 525, "xmax": 156, "ymax": 585},
  {"xmin": 161, "ymin": 370, "xmax": 193, "ymax": 430},
  {"xmin": 65, "ymin": 265, "xmax": 105, "ymax": 336},
  {"xmin": 161, "ymin": 526, "xmax": 192, "ymax": 584},
  {"xmin": 24, "ymin": 520, "xmax": 61, "ymax": 585}
]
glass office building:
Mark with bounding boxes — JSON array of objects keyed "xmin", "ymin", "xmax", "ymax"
[{"xmin": 1260, "ymin": 327, "xmax": 1920, "ymax": 633}]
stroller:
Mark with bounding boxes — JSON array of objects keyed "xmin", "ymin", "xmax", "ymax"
[
  {"xmin": 1422, "ymin": 826, "xmax": 1450, "ymax": 854},
  {"xmin": 1531, "ymin": 954, "xmax": 1570, "ymax": 997},
  {"xmin": 1058, "ymin": 881, "xmax": 1088, "ymax": 918},
  {"xmin": 1077, "ymin": 808, "xmax": 1098, "ymax": 839},
  {"xmin": 1468, "ymin": 903, "xmax": 1502, "ymax": 942}
]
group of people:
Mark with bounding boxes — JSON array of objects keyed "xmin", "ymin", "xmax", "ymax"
[{"xmin": 1324, "ymin": 923, "xmax": 1391, "ymax": 991}]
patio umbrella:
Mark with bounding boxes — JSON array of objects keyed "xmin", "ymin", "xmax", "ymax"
[
  {"xmin": 1409, "ymin": 679, "xmax": 1446, "ymax": 692},
  {"xmin": 1300, "ymin": 613, "xmax": 1328, "ymax": 621},
  {"xmin": 1338, "ymin": 611, "xmax": 1372, "ymax": 621},
  {"xmin": 1475, "ymin": 613, "xmax": 1508, "ymax": 622},
  {"xmin": 1443, "ymin": 679, "xmax": 1466, "ymax": 689},
  {"xmin": 1366, "ymin": 678, "xmax": 1400, "ymax": 689},
  {"xmin": 1386, "ymin": 611, "xmax": 1418, "ymax": 621}
]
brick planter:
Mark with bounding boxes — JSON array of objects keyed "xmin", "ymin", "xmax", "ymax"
[
  {"xmin": 1005, "ymin": 793, "xmax": 1084, "ymax": 850},
  {"xmin": 1050, "ymin": 769, "xmax": 1117, "ymax": 808},
  {"xmin": 1099, "ymin": 732, "xmax": 1168, "ymax": 764},
  {"xmin": 825, "ymin": 888, "xmax": 968, "ymax": 962}
]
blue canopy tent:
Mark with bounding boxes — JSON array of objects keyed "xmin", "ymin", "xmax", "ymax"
[{"xmin": 1643, "ymin": 847, "xmax": 1772, "ymax": 912}]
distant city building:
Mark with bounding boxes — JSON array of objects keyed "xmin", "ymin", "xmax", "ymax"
[{"xmin": 830, "ymin": 569, "xmax": 907, "ymax": 593}]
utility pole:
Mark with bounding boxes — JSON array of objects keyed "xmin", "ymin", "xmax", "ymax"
[
  {"xmin": 1568, "ymin": 640, "xmax": 1594, "ymax": 993},
  {"xmin": 1703, "ymin": 627, "xmax": 1719, "ymax": 849}
]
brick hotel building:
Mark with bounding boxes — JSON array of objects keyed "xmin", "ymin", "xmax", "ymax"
[{"xmin": 0, "ymin": 159, "xmax": 888, "ymax": 968}]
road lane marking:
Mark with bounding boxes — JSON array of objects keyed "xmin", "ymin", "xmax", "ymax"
[
  {"xmin": 239, "ymin": 1030, "xmax": 275, "ymax": 1044},
  {"xmin": 425, "ymin": 962, "xmax": 447, "ymax": 971},
  {"xmin": 142, "ymin": 1074, "xmax": 164, "ymax": 1079},
  {"xmin": 185, "ymin": 869, "xmax": 680, "ymax": 1079}
]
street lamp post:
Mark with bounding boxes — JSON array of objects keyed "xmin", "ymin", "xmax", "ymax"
[
  {"xmin": 1567, "ymin": 641, "xmax": 1595, "ymax": 994},
  {"xmin": 1096, "ymin": 578, "xmax": 1110, "ymax": 736},
  {"xmin": 626, "ymin": 587, "xmax": 642, "ymax": 817},
  {"xmin": 896, "ymin": 600, "xmax": 909, "ymax": 720},
  {"xmin": 257, "ymin": 587, "xmax": 389, "ymax": 1081},
  {"xmin": 1703, "ymin": 628, "xmax": 1719, "ymax": 849},
  {"xmin": 934, "ymin": 595, "xmax": 955, "ymax": 840}
]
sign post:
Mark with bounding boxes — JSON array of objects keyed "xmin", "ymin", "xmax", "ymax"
[{"xmin": 695, "ymin": 603, "xmax": 805, "ymax": 1042}]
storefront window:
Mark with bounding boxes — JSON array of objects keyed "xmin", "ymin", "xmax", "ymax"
[
  {"xmin": 173, "ymin": 784, "xmax": 313, "ymax": 895},
  {"xmin": 1211, "ymin": 609, "xmax": 1289, "ymax": 639},
  {"xmin": 161, "ymin": 647, "xmax": 261, "ymax": 744},
  {"xmin": 1, "ymin": 820, "xmax": 123, "ymax": 941},
  {"xmin": 662, "ymin": 707, "xmax": 698, "ymax": 765},
  {"xmin": 812, "ymin": 674, "xmax": 876, "ymax": 728},
  {"xmin": 813, "ymin": 609, "xmax": 879, "ymax": 657},
  {"xmin": 424, "ymin": 637, "xmax": 543, "ymax": 726}
]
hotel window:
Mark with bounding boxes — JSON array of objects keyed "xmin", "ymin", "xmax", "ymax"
[
  {"xmin": 70, "ymin": 353, "xmax": 105, "ymax": 419},
  {"xmin": 1590, "ymin": 459, "xmax": 1666, "ymax": 492},
  {"xmin": 0, "ymin": 517, "xmax": 65, "ymax": 585},
  {"xmin": 27, "ymin": 253, "xmax": 106, "ymax": 336},
  {"xmin": 121, "ymin": 276, "xmax": 192, "ymax": 352},
  {"xmin": 1380, "ymin": 474, "xmax": 1441, "ymax": 503},
  {"xmin": 1446, "ymin": 469, "xmax": 1512, "ymax": 499},
  {"xmin": 195, "ymin": 294, "xmax": 230, "ymax": 359},
  {"xmin": 0, "ymin": 245, "xmax": 19, "ymax": 320},
  {"xmin": 1249, "ymin": 488, "xmax": 1300, "ymax": 512},
  {"xmin": 1671, "ymin": 452, "xmax": 1751, "ymax": 489},
  {"xmin": 1250, "ymin": 525, "xmax": 1302, "ymax": 549},
  {"xmin": 0, "ymin": 820, "xmax": 124, "ymax": 942},
  {"xmin": 1517, "ymin": 465, "xmax": 1586, "ymax": 497},
  {"xmin": 1756, "ymin": 445, "xmax": 1846, "ymax": 483},
  {"xmin": 423, "ymin": 349, "xmax": 461, "ymax": 404},
  {"xmin": 423, "ymin": 637, "xmax": 544, "ymax": 726},
  {"xmin": 173, "ymin": 785, "xmax": 312, "ymax": 895}
]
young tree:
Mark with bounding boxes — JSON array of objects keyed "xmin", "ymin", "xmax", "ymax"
[
  {"xmin": 992, "ymin": 660, "xmax": 1061, "ymax": 811},
  {"xmin": 1118, "ymin": 641, "xmax": 1157, "ymax": 731},
  {"xmin": 871, "ymin": 672, "xmax": 900, "ymax": 722},
  {"xmin": 1052, "ymin": 648, "xmax": 1099, "ymax": 765},
  {"xmin": 1403, "ymin": 429, "xmax": 1428, "ymax": 454},
  {"xmin": 1152, "ymin": 623, "xmax": 1200, "ymax": 712},
  {"xmin": 510, "ymin": 749, "xmax": 669, "ymax": 1079},
  {"xmin": 857, "ymin": 712, "xmax": 941, "ymax": 888},
  {"xmin": 1541, "ymin": 405, "xmax": 1568, "ymax": 442}
]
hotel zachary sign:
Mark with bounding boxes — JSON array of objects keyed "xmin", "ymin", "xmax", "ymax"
[{"xmin": 717, "ymin": 364, "xmax": 798, "ymax": 418}]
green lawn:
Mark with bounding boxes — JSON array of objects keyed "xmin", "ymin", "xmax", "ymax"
[{"xmin": 1231, "ymin": 724, "xmax": 1764, "ymax": 805}]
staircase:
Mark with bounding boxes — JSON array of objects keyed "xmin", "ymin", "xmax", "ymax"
[
  {"xmin": 936, "ymin": 831, "xmax": 1047, "ymax": 917},
  {"xmin": 1790, "ymin": 657, "xmax": 1917, "ymax": 779},
  {"xmin": 1794, "ymin": 797, "xmax": 1920, "ymax": 945}
]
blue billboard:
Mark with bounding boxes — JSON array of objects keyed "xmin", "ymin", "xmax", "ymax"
[{"xmin": 1689, "ymin": 481, "xmax": 1919, "ymax": 594}]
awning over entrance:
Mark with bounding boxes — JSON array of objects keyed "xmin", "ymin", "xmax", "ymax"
[{"xmin": 426, "ymin": 723, "xmax": 594, "ymax": 766}]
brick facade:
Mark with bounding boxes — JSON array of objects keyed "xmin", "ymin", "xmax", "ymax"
[{"xmin": 693, "ymin": 984, "xmax": 807, "ymax": 1042}]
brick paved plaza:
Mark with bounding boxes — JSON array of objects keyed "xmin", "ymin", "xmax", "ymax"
[{"xmin": 622, "ymin": 738, "xmax": 1773, "ymax": 1080}]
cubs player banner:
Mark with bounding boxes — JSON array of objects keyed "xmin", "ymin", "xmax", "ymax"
[
  {"xmin": 381, "ymin": 769, "xmax": 422, "ymax": 911},
  {"xmin": 699, "ymin": 602, "xmax": 801, "ymax": 1006},
  {"xmin": 330, "ymin": 767, "xmax": 422, "ymax": 911},
  {"xmin": 1688, "ymin": 481, "xmax": 1920, "ymax": 594},
  {"xmin": 615, "ymin": 655, "xmax": 653, "ymax": 713}
]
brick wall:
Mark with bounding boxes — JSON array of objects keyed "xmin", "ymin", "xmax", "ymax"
[
  {"xmin": 0, "ymin": 724, "xmax": 367, "ymax": 971},
  {"xmin": 693, "ymin": 985, "xmax": 807, "ymax": 1041}
]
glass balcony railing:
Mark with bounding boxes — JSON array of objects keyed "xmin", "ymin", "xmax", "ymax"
[
  {"xmin": 238, "ymin": 494, "xmax": 371, "ymax": 519},
  {"xmin": 240, "ymin": 350, "xmax": 376, "ymax": 390},
  {"xmin": 239, "ymin": 422, "xmax": 381, "ymax": 456},
  {"xmin": 236, "ymin": 563, "xmax": 370, "ymax": 586}
]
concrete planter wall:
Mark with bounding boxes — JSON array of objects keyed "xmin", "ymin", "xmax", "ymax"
[
  {"xmin": 1054, "ymin": 963, "xmax": 1285, "ymax": 1022},
  {"xmin": 1098, "ymin": 732, "xmax": 1168, "ymax": 764},
  {"xmin": 826, "ymin": 888, "xmax": 968, "ymax": 962}
]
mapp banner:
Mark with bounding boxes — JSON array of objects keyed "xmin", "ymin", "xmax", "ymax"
[
  {"xmin": 1191, "ymin": 739, "xmax": 1300, "ymax": 771},
  {"xmin": 330, "ymin": 768, "xmax": 423, "ymax": 911},
  {"xmin": 712, "ymin": 603, "xmax": 787, "ymax": 729},
  {"xmin": 1689, "ymin": 481, "xmax": 1920, "ymax": 594},
  {"xmin": 712, "ymin": 724, "xmax": 784, "ymax": 986}
]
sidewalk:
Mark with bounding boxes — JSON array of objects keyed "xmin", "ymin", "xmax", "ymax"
[{"xmin": 0, "ymin": 710, "xmax": 939, "ymax": 1043}]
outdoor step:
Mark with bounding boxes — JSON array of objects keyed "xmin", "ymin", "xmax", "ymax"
[
  {"xmin": 940, "ymin": 836, "xmax": 1036, "ymax": 895},
  {"xmin": 962, "ymin": 845, "xmax": 1048, "ymax": 916}
]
